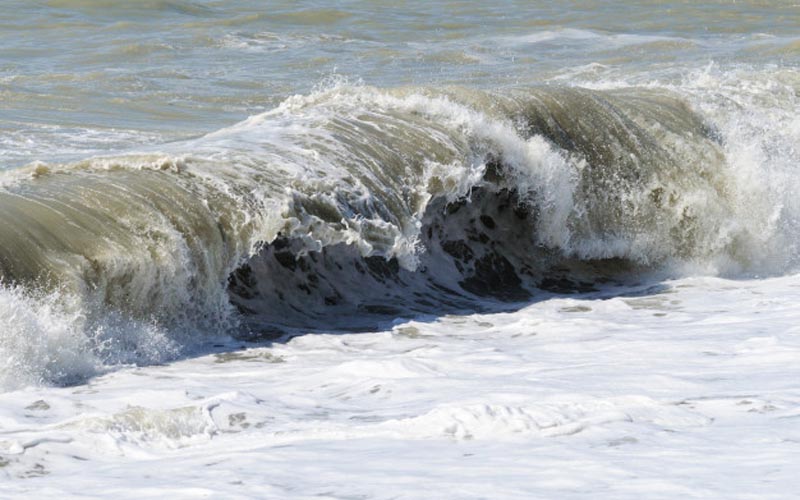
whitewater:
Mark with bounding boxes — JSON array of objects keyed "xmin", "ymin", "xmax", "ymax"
[{"xmin": 1, "ymin": 1, "xmax": 799, "ymax": 498}]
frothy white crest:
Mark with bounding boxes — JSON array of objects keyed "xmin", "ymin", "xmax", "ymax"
[
  {"xmin": 325, "ymin": 87, "xmax": 582, "ymax": 262},
  {"xmin": 568, "ymin": 65, "xmax": 800, "ymax": 274},
  {"xmin": 679, "ymin": 66, "xmax": 800, "ymax": 274},
  {"xmin": 182, "ymin": 80, "xmax": 800, "ymax": 272}
]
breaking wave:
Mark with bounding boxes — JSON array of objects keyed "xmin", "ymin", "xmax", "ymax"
[{"xmin": 1, "ymin": 79, "xmax": 798, "ymax": 387}]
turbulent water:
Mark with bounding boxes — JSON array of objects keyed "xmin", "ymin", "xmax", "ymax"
[{"xmin": 1, "ymin": 1, "xmax": 800, "ymax": 497}]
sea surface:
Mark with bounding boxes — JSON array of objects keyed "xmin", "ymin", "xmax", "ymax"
[{"xmin": 1, "ymin": 1, "xmax": 799, "ymax": 498}]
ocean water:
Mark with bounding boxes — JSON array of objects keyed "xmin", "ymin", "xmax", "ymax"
[{"xmin": 1, "ymin": 1, "xmax": 800, "ymax": 497}]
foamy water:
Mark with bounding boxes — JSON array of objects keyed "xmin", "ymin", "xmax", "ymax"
[
  {"xmin": 1, "ymin": 1, "xmax": 799, "ymax": 498},
  {"xmin": 2, "ymin": 276, "xmax": 799, "ymax": 498}
]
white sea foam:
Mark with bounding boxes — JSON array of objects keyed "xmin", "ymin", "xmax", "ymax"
[
  {"xmin": 0, "ymin": 285, "xmax": 178, "ymax": 391},
  {"xmin": 0, "ymin": 275, "xmax": 798, "ymax": 497}
]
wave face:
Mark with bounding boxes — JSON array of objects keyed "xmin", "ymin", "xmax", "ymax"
[{"xmin": 0, "ymin": 82, "xmax": 797, "ymax": 386}]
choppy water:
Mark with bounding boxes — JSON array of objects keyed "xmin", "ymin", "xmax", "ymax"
[
  {"xmin": 3, "ymin": 0, "xmax": 799, "ymax": 167},
  {"xmin": 1, "ymin": 2, "xmax": 800, "ymax": 498}
]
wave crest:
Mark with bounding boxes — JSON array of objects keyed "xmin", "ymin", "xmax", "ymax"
[{"xmin": 0, "ymin": 82, "xmax": 796, "ymax": 385}]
